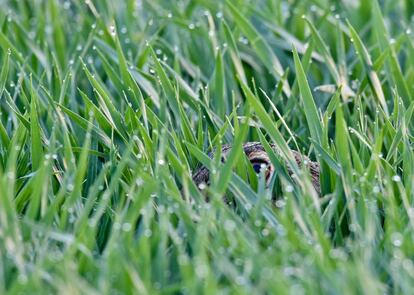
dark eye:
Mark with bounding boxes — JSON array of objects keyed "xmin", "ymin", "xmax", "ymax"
[
  {"xmin": 252, "ymin": 162, "xmax": 265, "ymax": 174},
  {"xmin": 252, "ymin": 163, "xmax": 261, "ymax": 173}
]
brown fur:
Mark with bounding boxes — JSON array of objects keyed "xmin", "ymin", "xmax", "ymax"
[{"xmin": 192, "ymin": 142, "xmax": 320, "ymax": 194}]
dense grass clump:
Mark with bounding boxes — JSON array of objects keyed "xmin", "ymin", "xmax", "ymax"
[{"xmin": 0, "ymin": 0, "xmax": 413, "ymax": 293}]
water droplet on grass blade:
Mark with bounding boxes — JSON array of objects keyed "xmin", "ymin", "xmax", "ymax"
[
  {"xmin": 144, "ymin": 229, "xmax": 152, "ymax": 237},
  {"xmin": 261, "ymin": 228, "xmax": 270, "ymax": 236},
  {"xmin": 224, "ymin": 219, "xmax": 236, "ymax": 231},
  {"xmin": 136, "ymin": 178, "xmax": 144, "ymax": 186},
  {"xmin": 284, "ymin": 185, "xmax": 294, "ymax": 193},
  {"xmin": 67, "ymin": 183, "xmax": 74, "ymax": 192},
  {"xmin": 392, "ymin": 175, "xmax": 401, "ymax": 182},
  {"xmin": 391, "ymin": 232, "xmax": 403, "ymax": 247},
  {"xmin": 122, "ymin": 223, "xmax": 132, "ymax": 232},
  {"xmin": 178, "ymin": 254, "xmax": 189, "ymax": 265},
  {"xmin": 349, "ymin": 223, "xmax": 357, "ymax": 232},
  {"xmin": 195, "ymin": 263, "xmax": 208, "ymax": 278},
  {"xmin": 109, "ymin": 25, "xmax": 116, "ymax": 36},
  {"xmin": 275, "ymin": 200, "xmax": 286, "ymax": 208}
]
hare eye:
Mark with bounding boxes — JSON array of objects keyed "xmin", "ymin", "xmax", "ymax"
[
  {"xmin": 251, "ymin": 161, "xmax": 268, "ymax": 174},
  {"xmin": 252, "ymin": 162, "xmax": 262, "ymax": 173}
]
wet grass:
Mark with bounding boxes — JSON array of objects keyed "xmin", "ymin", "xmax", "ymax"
[{"xmin": 0, "ymin": 0, "xmax": 413, "ymax": 294}]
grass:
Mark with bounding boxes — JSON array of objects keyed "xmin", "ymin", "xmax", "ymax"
[{"xmin": 0, "ymin": 0, "xmax": 413, "ymax": 293}]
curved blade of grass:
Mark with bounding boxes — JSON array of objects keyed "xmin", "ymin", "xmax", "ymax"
[
  {"xmin": 225, "ymin": 0, "xmax": 290, "ymax": 96},
  {"xmin": 371, "ymin": 0, "xmax": 412, "ymax": 105},
  {"xmin": 240, "ymin": 81, "xmax": 298, "ymax": 172},
  {"xmin": 150, "ymin": 47, "xmax": 180, "ymax": 117},
  {"xmin": 30, "ymin": 81, "xmax": 43, "ymax": 171},
  {"xmin": 0, "ymin": 48, "xmax": 9, "ymax": 99},
  {"xmin": 213, "ymin": 117, "xmax": 249, "ymax": 196},
  {"xmin": 347, "ymin": 21, "xmax": 388, "ymax": 114},
  {"xmin": 223, "ymin": 20, "xmax": 247, "ymax": 84},
  {"xmin": 211, "ymin": 49, "xmax": 226, "ymax": 117},
  {"xmin": 305, "ymin": 18, "xmax": 339, "ymax": 81},
  {"xmin": 293, "ymin": 47, "xmax": 322, "ymax": 144}
]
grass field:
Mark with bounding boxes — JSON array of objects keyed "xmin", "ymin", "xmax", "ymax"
[{"xmin": 0, "ymin": 0, "xmax": 413, "ymax": 293}]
